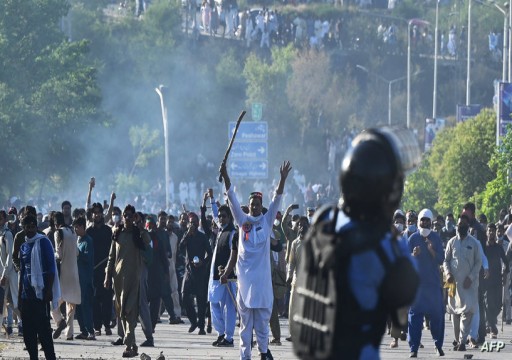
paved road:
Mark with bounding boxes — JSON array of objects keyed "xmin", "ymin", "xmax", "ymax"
[{"xmin": 2, "ymin": 314, "xmax": 512, "ymax": 359}]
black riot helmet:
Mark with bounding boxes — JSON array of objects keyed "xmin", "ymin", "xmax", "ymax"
[{"xmin": 340, "ymin": 128, "xmax": 419, "ymax": 223}]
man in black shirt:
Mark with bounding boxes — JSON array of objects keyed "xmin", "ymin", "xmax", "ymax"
[
  {"xmin": 86, "ymin": 203, "xmax": 113, "ymax": 336},
  {"xmin": 179, "ymin": 212, "xmax": 212, "ymax": 335}
]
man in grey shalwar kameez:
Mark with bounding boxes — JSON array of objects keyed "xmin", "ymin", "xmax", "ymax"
[
  {"xmin": 443, "ymin": 214, "xmax": 483, "ymax": 351},
  {"xmin": 105, "ymin": 205, "xmax": 150, "ymax": 358}
]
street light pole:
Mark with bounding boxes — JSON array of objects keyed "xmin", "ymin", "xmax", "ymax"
[
  {"xmin": 407, "ymin": 19, "xmax": 429, "ymax": 129},
  {"xmin": 466, "ymin": 0, "xmax": 472, "ymax": 105},
  {"xmin": 356, "ymin": 65, "xmax": 408, "ymax": 125},
  {"xmin": 504, "ymin": 12, "xmax": 509, "ymax": 81},
  {"xmin": 155, "ymin": 85, "xmax": 170, "ymax": 211},
  {"xmin": 433, "ymin": 0, "xmax": 440, "ymax": 119},
  {"xmin": 407, "ymin": 20, "xmax": 412, "ymax": 128},
  {"xmin": 509, "ymin": 0, "xmax": 512, "ymax": 82}
]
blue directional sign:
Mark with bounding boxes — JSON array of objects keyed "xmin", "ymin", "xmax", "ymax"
[
  {"xmin": 231, "ymin": 141, "xmax": 267, "ymax": 160},
  {"xmin": 229, "ymin": 122, "xmax": 268, "ymax": 141},
  {"xmin": 229, "ymin": 160, "xmax": 268, "ymax": 179}
]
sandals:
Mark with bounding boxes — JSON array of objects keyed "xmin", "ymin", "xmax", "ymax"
[{"xmin": 468, "ymin": 338, "xmax": 479, "ymax": 349}]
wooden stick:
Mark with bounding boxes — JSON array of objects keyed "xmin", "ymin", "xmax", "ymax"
[{"xmin": 219, "ymin": 110, "xmax": 246, "ymax": 182}]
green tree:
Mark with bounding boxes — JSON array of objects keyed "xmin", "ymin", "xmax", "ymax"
[
  {"xmin": 429, "ymin": 108, "xmax": 496, "ymax": 215},
  {"xmin": 0, "ymin": 0, "xmax": 104, "ymax": 199},
  {"xmin": 243, "ymin": 45, "xmax": 297, "ymax": 171},
  {"xmin": 481, "ymin": 123, "xmax": 512, "ymax": 221},
  {"xmin": 401, "ymin": 154, "xmax": 438, "ymax": 213},
  {"xmin": 114, "ymin": 124, "xmax": 162, "ymax": 199},
  {"xmin": 287, "ymin": 50, "xmax": 359, "ymax": 140},
  {"xmin": 402, "ymin": 109, "xmax": 497, "ymax": 217}
]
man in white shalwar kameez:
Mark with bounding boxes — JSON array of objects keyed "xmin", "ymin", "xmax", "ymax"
[
  {"xmin": 219, "ymin": 160, "xmax": 292, "ymax": 360},
  {"xmin": 51, "ymin": 213, "xmax": 81, "ymax": 340},
  {"xmin": 443, "ymin": 214, "xmax": 482, "ymax": 351}
]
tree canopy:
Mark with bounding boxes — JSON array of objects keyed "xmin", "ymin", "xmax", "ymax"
[
  {"xmin": 2, "ymin": 0, "xmax": 512, "ymax": 214},
  {"xmin": 0, "ymin": 0, "xmax": 103, "ymax": 199}
]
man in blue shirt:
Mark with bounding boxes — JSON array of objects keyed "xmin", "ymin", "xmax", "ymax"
[
  {"xmin": 19, "ymin": 214, "xmax": 59, "ymax": 360},
  {"xmin": 407, "ymin": 208, "xmax": 445, "ymax": 357},
  {"xmin": 74, "ymin": 216, "xmax": 95, "ymax": 340}
]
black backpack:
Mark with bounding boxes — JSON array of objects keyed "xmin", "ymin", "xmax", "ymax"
[{"xmin": 291, "ymin": 204, "xmax": 419, "ymax": 360}]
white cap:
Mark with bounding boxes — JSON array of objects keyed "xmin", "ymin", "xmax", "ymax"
[{"xmin": 418, "ymin": 208, "xmax": 434, "ymax": 223}]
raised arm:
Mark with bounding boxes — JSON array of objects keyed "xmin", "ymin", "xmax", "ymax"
[
  {"xmin": 219, "ymin": 161, "xmax": 231, "ymax": 192},
  {"xmin": 265, "ymin": 161, "xmax": 293, "ymax": 224},
  {"xmin": 220, "ymin": 162, "xmax": 247, "ymax": 226},
  {"xmin": 200, "ymin": 192, "xmax": 212, "ymax": 239},
  {"xmin": 281, "ymin": 203, "xmax": 298, "ymax": 243},
  {"xmin": 276, "ymin": 161, "xmax": 292, "ymax": 195},
  {"xmin": 86, "ymin": 177, "xmax": 95, "ymax": 209},
  {"xmin": 104, "ymin": 192, "xmax": 116, "ymax": 224},
  {"xmin": 209, "ymin": 188, "xmax": 219, "ymax": 220}
]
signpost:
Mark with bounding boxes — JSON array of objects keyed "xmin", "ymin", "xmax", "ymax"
[
  {"xmin": 228, "ymin": 120, "xmax": 268, "ymax": 179},
  {"xmin": 230, "ymin": 160, "xmax": 268, "ymax": 178},
  {"xmin": 228, "ymin": 122, "xmax": 268, "ymax": 141},
  {"xmin": 499, "ymin": 82, "xmax": 512, "ymax": 138},
  {"xmin": 231, "ymin": 141, "xmax": 267, "ymax": 160}
]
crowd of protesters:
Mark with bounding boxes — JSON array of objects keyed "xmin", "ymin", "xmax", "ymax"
[
  {"xmin": 0, "ymin": 164, "xmax": 329, "ymax": 359},
  {"xmin": 389, "ymin": 203, "xmax": 512, "ymax": 356},
  {"xmin": 5, "ymin": 173, "xmax": 512, "ymax": 358}
]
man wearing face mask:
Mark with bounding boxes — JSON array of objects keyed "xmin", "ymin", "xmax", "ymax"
[
  {"xmin": 111, "ymin": 207, "xmax": 122, "ymax": 227},
  {"xmin": 402, "ymin": 210, "xmax": 418, "ymax": 242},
  {"xmin": 443, "ymin": 214, "xmax": 482, "ymax": 351},
  {"xmin": 393, "ymin": 210, "xmax": 406, "ymax": 234},
  {"xmin": 407, "ymin": 209, "xmax": 445, "ymax": 358},
  {"xmin": 282, "ymin": 205, "xmax": 299, "ymax": 264},
  {"xmin": 441, "ymin": 214, "xmax": 456, "ymax": 245},
  {"xmin": 86, "ymin": 203, "xmax": 113, "ymax": 337}
]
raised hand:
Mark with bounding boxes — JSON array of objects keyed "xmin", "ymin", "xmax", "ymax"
[
  {"xmin": 280, "ymin": 160, "xmax": 292, "ymax": 181},
  {"xmin": 276, "ymin": 161, "xmax": 292, "ymax": 195}
]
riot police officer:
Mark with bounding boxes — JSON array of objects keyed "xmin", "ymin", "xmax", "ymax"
[{"xmin": 291, "ymin": 128, "xmax": 421, "ymax": 360}]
